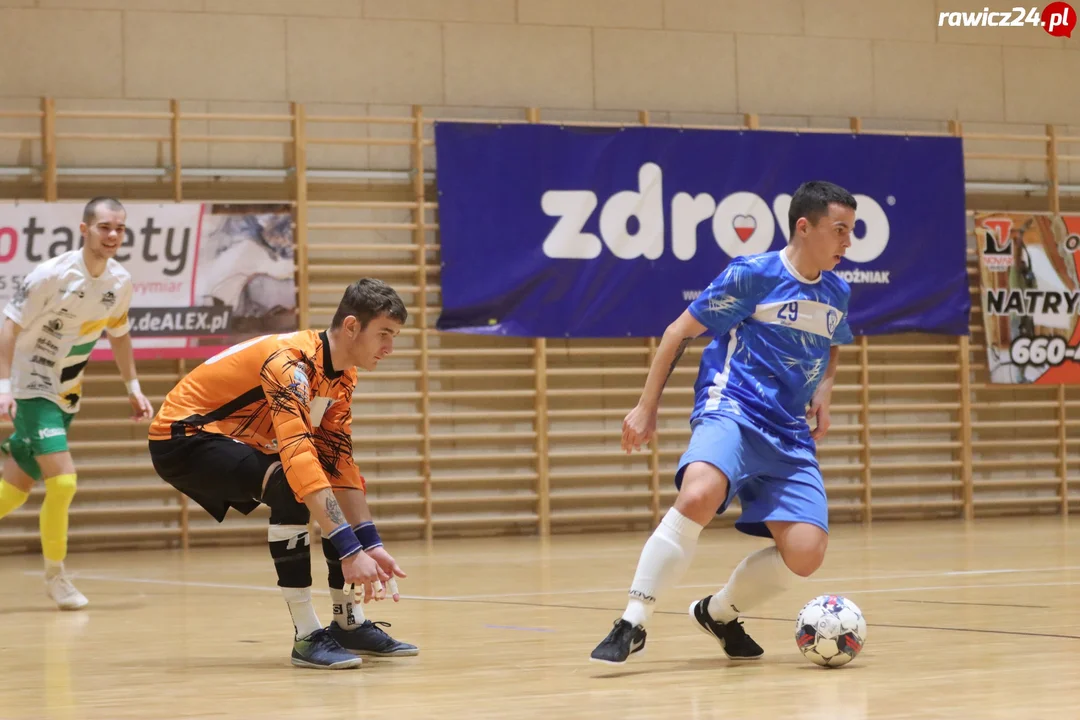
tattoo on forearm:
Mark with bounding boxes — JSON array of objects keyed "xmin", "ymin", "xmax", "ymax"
[
  {"xmin": 325, "ymin": 495, "xmax": 346, "ymax": 525},
  {"xmin": 663, "ymin": 337, "xmax": 693, "ymax": 388}
]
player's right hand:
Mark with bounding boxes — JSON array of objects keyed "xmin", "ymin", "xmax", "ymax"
[
  {"xmin": 0, "ymin": 393, "xmax": 15, "ymax": 421},
  {"xmin": 341, "ymin": 549, "xmax": 391, "ymax": 603},
  {"xmin": 622, "ymin": 403, "xmax": 657, "ymax": 453}
]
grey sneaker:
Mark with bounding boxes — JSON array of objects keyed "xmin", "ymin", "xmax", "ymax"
[
  {"xmin": 291, "ymin": 628, "xmax": 364, "ymax": 669},
  {"xmin": 329, "ymin": 621, "xmax": 419, "ymax": 657}
]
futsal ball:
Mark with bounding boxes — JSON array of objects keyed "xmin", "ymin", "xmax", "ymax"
[{"xmin": 795, "ymin": 594, "xmax": 866, "ymax": 668}]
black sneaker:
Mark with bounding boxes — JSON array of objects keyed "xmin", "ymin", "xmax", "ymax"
[
  {"xmin": 329, "ymin": 621, "xmax": 419, "ymax": 657},
  {"xmin": 589, "ymin": 619, "xmax": 646, "ymax": 665},
  {"xmin": 689, "ymin": 596, "xmax": 764, "ymax": 659},
  {"xmin": 291, "ymin": 628, "xmax": 364, "ymax": 669}
]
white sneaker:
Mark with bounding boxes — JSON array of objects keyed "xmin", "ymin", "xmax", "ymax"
[{"xmin": 45, "ymin": 573, "xmax": 89, "ymax": 611}]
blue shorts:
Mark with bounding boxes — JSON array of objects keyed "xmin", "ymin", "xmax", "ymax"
[{"xmin": 674, "ymin": 413, "xmax": 828, "ymax": 539}]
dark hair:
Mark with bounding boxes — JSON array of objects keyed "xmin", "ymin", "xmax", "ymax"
[
  {"xmin": 83, "ymin": 196, "xmax": 125, "ymax": 225},
  {"xmin": 331, "ymin": 278, "xmax": 407, "ymax": 329},
  {"xmin": 787, "ymin": 181, "xmax": 857, "ymax": 238}
]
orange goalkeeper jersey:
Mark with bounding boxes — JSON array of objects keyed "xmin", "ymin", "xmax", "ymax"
[{"xmin": 149, "ymin": 330, "xmax": 364, "ymax": 500}]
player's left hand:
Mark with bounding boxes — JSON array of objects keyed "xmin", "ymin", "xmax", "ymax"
[
  {"xmin": 808, "ymin": 387, "xmax": 832, "ymax": 441},
  {"xmin": 365, "ymin": 546, "xmax": 406, "ymax": 601},
  {"xmin": 129, "ymin": 392, "xmax": 154, "ymax": 422}
]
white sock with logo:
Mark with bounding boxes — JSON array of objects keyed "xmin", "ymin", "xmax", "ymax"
[
  {"xmin": 621, "ymin": 508, "xmax": 704, "ymax": 628},
  {"xmin": 330, "ymin": 587, "xmax": 366, "ymax": 630},
  {"xmin": 708, "ymin": 546, "xmax": 795, "ymax": 623}
]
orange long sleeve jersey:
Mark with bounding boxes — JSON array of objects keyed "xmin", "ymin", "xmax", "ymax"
[{"xmin": 149, "ymin": 330, "xmax": 365, "ymax": 500}]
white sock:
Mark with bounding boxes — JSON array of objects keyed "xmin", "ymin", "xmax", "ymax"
[
  {"xmin": 44, "ymin": 559, "xmax": 64, "ymax": 578},
  {"xmin": 621, "ymin": 508, "xmax": 704, "ymax": 628},
  {"xmin": 330, "ymin": 588, "xmax": 366, "ymax": 630},
  {"xmin": 282, "ymin": 588, "xmax": 322, "ymax": 640},
  {"xmin": 709, "ymin": 546, "xmax": 795, "ymax": 623}
]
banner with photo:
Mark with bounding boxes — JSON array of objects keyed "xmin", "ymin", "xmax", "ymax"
[
  {"xmin": 0, "ymin": 202, "xmax": 297, "ymax": 360},
  {"xmin": 974, "ymin": 212, "xmax": 1080, "ymax": 384}
]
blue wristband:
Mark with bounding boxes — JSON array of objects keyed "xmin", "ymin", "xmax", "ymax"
[
  {"xmin": 328, "ymin": 523, "xmax": 362, "ymax": 559},
  {"xmin": 354, "ymin": 522, "xmax": 382, "ymax": 550}
]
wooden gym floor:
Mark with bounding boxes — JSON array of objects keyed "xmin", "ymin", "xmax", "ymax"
[{"xmin": 2, "ymin": 517, "xmax": 1079, "ymax": 719}]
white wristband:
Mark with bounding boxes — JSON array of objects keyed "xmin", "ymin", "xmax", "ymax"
[
  {"xmin": 125, "ymin": 379, "xmax": 141, "ymax": 395},
  {"xmin": 0, "ymin": 379, "xmax": 9, "ymax": 394}
]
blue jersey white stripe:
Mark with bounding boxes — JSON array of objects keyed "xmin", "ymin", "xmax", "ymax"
[{"xmin": 687, "ymin": 250, "xmax": 853, "ymax": 449}]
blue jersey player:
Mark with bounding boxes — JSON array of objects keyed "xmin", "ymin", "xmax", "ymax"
[{"xmin": 591, "ymin": 181, "xmax": 857, "ymax": 664}]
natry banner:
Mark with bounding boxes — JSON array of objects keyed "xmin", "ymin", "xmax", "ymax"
[
  {"xmin": 974, "ymin": 212, "xmax": 1080, "ymax": 383},
  {"xmin": 0, "ymin": 202, "xmax": 298, "ymax": 360}
]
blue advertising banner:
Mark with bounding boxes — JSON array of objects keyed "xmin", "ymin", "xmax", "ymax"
[{"xmin": 434, "ymin": 123, "xmax": 969, "ymax": 338}]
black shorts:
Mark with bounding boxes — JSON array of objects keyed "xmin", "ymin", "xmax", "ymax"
[{"xmin": 149, "ymin": 433, "xmax": 284, "ymax": 523}]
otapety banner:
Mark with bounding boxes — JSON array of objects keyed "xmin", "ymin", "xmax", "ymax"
[
  {"xmin": 974, "ymin": 212, "xmax": 1080, "ymax": 383},
  {"xmin": 433, "ymin": 122, "xmax": 970, "ymax": 338},
  {"xmin": 0, "ymin": 202, "xmax": 298, "ymax": 360}
]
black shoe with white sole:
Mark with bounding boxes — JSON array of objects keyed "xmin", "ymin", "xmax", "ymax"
[
  {"xmin": 689, "ymin": 596, "xmax": 764, "ymax": 659},
  {"xmin": 590, "ymin": 619, "xmax": 646, "ymax": 665}
]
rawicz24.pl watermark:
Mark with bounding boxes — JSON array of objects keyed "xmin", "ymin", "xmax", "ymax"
[{"xmin": 938, "ymin": 3, "xmax": 1076, "ymax": 35}]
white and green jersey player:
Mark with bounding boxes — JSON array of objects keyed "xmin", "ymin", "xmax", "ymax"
[
  {"xmin": 0, "ymin": 197, "xmax": 154, "ymax": 611},
  {"xmin": 7, "ymin": 249, "xmax": 133, "ymax": 414}
]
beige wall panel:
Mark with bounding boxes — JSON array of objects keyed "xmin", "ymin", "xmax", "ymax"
[
  {"xmin": 1063, "ymin": 125, "xmax": 1080, "ymax": 185},
  {"xmin": 443, "ymin": 24, "xmax": 593, "ymax": 108},
  {"xmin": 594, "ymin": 29, "xmax": 736, "ymax": 112},
  {"xmin": 363, "ymin": 0, "xmax": 514, "ymax": 23},
  {"xmin": 38, "ymin": 0, "xmax": 202, "ymax": 9},
  {"xmin": 0, "ymin": 10, "xmax": 123, "ymax": 98},
  {"xmin": 663, "ymin": 0, "xmax": 803, "ymax": 35},
  {"xmin": 204, "ymin": 0, "xmax": 360, "ymax": 16},
  {"xmin": 757, "ymin": 115, "xmax": 840, "ymax": 130},
  {"xmin": 934, "ymin": 1, "xmax": 1067, "ymax": 48},
  {"xmin": 538, "ymin": 108, "xmax": 643, "ymax": 124},
  {"xmin": 202, "ymin": 101, "xmax": 292, "ymax": 168},
  {"xmin": 804, "ymin": 116, "xmax": 860, "ymax": 130},
  {"xmin": 651, "ymin": 111, "xmax": 744, "ymax": 128},
  {"xmin": 306, "ymin": 206, "xmax": 417, "ymax": 252},
  {"xmin": 303, "ymin": 103, "xmax": 372, "ymax": 171},
  {"xmin": 123, "ymin": 12, "xmax": 287, "ymax": 101},
  {"xmin": 286, "ymin": 18, "xmax": 442, "ymax": 105},
  {"xmin": 1003, "ymin": 48, "xmax": 1080, "ymax": 124},
  {"xmin": 518, "ymin": 0, "xmax": 663, "ymax": 29},
  {"xmin": 961, "ymin": 121, "xmax": 1051, "ymax": 182},
  {"xmin": 0, "ymin": 5, "xmax": 1074, "ymax": 202},
  {"xmin": 361, "ymin": 104, "xmax": 415, "ymax": 171},
  {"xmin": 425, "ymin": 105, "xmax": 526, "ymax": 121},
  {"xmin": 873, "ymin": 42, "xmax": 1004, "ymax": 122},
  {"xmin": 860, "ymin": 117, "xmax": 949, "ymax": 133},
  {"xmin": 804, "ymin": 0, "xmax": 936, "ymax": 42},
  {"xmin": 174, "ymin": 102, "xmax": 212, "ymax": 171},
  {"xmin": 752, "ymin": 115, "xmax": 805, "ymax": 128},
  {"xmin": 0, "ymin": 96, "xmax": 42, "ymax": 168},
  {"xmin": 52, "ymin": 98, "xmax": 177, "ymax": 168},
  {"xmin": 735, "ymin": 35, "xmax": 873, "ymax": 116}
]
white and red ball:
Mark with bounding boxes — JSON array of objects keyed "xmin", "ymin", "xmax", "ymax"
[{"xmin": 795, "ymin": 595, "xmax": 867, "ymax": 667}]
